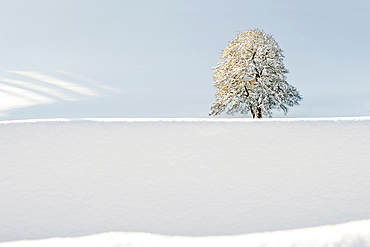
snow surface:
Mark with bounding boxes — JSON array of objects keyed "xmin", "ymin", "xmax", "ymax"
[
  {"xmin": 1, "ymin": 117, "xmax": 370, "ymax": 244},
  {"xmin": 1, "ymin": 219, "xmax": 370, "ymax": 247}
]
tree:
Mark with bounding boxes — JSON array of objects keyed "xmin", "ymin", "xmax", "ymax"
[{"xmin": 209, "ymin": 29, "xmax": 302, "ymax": 118}]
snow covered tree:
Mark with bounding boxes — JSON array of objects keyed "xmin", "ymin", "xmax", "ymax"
[{"xmin": 209, "ymin": 29, "xmax": 302, "ymax": 118}]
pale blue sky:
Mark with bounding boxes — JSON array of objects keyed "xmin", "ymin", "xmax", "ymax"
[{"xmin": 0, "ymin": 0, "xmax": 369, "ymax": 119}]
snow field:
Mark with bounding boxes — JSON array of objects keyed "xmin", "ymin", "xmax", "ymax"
[
  {"xmin": 0, "ymin": 117, "xmax": 370, "ymax": 244},
  {"xmin": 1, "ymin": 219, "xmax": 370, "ymax": 247}
]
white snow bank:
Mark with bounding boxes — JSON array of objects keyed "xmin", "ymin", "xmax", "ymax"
[
  {"xmin": 1, "ymin": 219, "xmax": 370, "ymax": 247},
  {"xmin": 1, "ymin": 117, "xmax": 370, "ymax": 242}
]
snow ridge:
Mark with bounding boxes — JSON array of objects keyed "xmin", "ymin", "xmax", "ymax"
[{"xmin": 1, "ymin": 219, "xmax": 370, "ymax": 247}]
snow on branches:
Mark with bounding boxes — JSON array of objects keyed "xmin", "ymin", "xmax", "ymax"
[{"xmin": 209, "ymin": 29, "xmax": 302, "ymax": 118}]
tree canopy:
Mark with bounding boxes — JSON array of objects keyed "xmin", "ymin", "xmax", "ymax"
[{"xmin": 209, "ymin": 29, "xmax": 302, "ymax": 118}]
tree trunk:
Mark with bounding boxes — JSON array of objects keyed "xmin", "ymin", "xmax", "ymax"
[
  {"xmin": 257, "ymin": 107, "xmax": 262, "ymax": 119},
  {"xmin": 250, "ymin": 105, "xmax": 262, "ymax": 119},
  {"xmin": 250, "ymin": 103, "xmax": 255, "ymax": 118},
  {"xmin": 249, "ymin": 104, "xmax": 262, "ymax": 118}
]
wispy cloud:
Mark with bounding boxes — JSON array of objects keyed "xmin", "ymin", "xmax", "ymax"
[
  {"xmin": 0, "ymin": 77, "xmax": 77, "ymax": 101},
  {"xmin": 0, "ymin": 84, "xmax": 54, "ymax": 114},
  {"xmin": 9, "ymin": 71, "xmax": 99, "ymax": 96},
  {"xmin": 0, "ymin": 71, "xmax": 120, "ymax": 116}
]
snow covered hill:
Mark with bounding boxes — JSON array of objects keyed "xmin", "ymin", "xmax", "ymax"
[{"xmin": 1, "ymin": 117, "xmax": 370, "ymax": 245}]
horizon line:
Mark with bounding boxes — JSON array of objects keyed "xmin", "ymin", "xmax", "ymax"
[{"xmin": 1, "ymin": 116, "xmax": 370, "ymax": 124}]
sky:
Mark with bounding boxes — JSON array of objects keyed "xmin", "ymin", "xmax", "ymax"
[{"xmin": 0, "ymin": 0, "xmax": 369, "ymax": 119}]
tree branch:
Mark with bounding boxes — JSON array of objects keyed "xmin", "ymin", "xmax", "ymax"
[{"xmin": 244, "ymin": 86, "xmax": 249, "ymax": 97}]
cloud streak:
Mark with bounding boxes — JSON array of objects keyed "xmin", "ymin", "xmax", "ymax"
[
  {"xmin": 9, "ymin": 71, "xmax": 99, "ymax": 96},
  {"xmin": 0, "ymin": 71, "xmax": 119, "ymax": 116}
]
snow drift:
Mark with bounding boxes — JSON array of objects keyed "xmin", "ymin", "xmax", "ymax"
[
  {"xmin": 0, "ymin": 117, "xmax": 370, "ymax": 244},
  {"xmin": 1, "ymin": 219, "xmax": 370, "ymax": 247}
]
